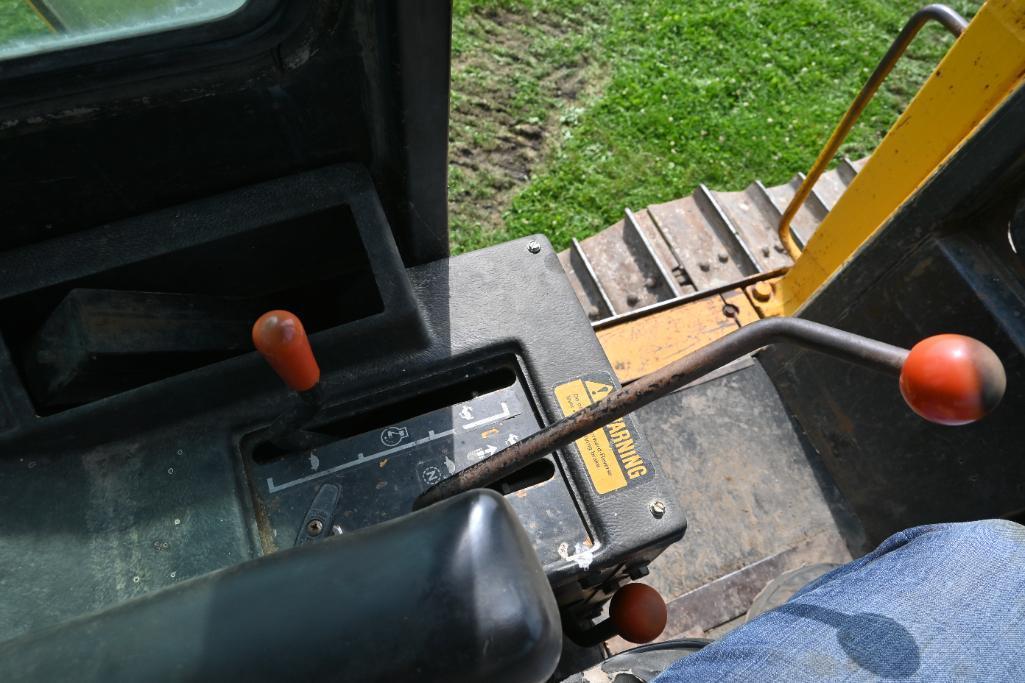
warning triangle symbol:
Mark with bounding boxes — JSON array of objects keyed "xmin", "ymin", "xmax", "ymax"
[{"xmin": 586, "ymin": 380, "xmax": 612, "ymax": 400}]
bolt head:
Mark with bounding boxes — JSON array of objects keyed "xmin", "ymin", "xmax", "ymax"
[
  {"xmin": 307, "ymin": 519, "xmax": 324, "ymax": 536},
  {"xmin": 527, "ymin": 240, "xmax": 542, "ymax": 254},
  {"xmin": 751, "ymin": 280, "xmax": 774, "ymax": 302},
  {"xmin": 649, "ymin": 500, "xmax": 667, "ymax": 518}
]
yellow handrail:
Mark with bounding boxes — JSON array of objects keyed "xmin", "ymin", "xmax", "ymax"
[{"xmin": 778, "ymin": 4, "xmax": 967, "ymax": 261}]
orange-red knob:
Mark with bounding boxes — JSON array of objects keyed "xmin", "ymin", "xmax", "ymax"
[
  {"xmin": 899, "ymin": 334, "xmax": 1005, "ymax": 426},
  {"xmin": 252, "ymin": 310, "xmax": 320, "ymax": 392},
  {"xmin": 609, "ymin": 582, "xmax": 667, "ymax": 644}
]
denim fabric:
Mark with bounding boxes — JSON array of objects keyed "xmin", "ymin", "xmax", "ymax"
[{"xmin": 655, "ymin": 520, "xmax": 1025, "ymax": 682}]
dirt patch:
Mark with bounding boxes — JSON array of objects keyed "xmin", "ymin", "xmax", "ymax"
[{"xmin": 448, "ymin": 6, "xmax": 606, "ymax": 252}]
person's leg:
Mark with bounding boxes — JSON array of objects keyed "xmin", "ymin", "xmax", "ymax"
[{"xmin": 655, "ymin": 519, "xmax": 1025, "ymax": 682}]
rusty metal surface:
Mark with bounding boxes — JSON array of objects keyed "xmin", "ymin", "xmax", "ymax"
[
  {"xmin": 747, "ymin": 181, "xmax": 782, "ymax": 221},
  {"xmin": 762, "ymin": 176, "xmax": 827, "ymax": 248},
  {"xmin": 693, "ymin": 185, "xmax": 760, "ymax": 275},
  {"xmin": 578, "ymin": 220, "xmax": 671, "ymax": 313},
  {"xmin": 631, "ymin": 208, "xmax": 693, "ymax": 293},
  {"xmin": 712, "ymin": 188, "xmax": 793, "ymax": 272},
  {"xmin": 559, "ymin": 248, "xmax": 614, "ymax": 321},
  {"xmin": 836, "ymin": 156, "xmax": 860, "ymax": 183},
  {"xmin": 811, "ymin": 169, "xmax": 851, "ymax": 210},
  {"xmin": 555, "ymin": 159, "xmax": 866, "ymax": 327},
  {"xmin": 625, "ymin": 208, "xmax": 685, "ymax": 298},
  {"xmin": 794, "ymin": 172, "xmax": 831, "ymax": 217},
  {"xmin": 413, "ymin": 318, "xmax": 909, "ymax": 509},
  {"xmin": 648, "ymin": 198, "xmax": 748, "ymax": 290}
]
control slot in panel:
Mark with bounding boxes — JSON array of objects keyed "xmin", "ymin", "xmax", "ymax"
[{"xmin": 240, "ymin": 358, "xmax": 592, "ymax": 565}]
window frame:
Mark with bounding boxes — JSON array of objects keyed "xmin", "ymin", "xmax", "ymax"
[{"xmin": 0, "ymin": 0, "xmax": 289, "ymax": 84}]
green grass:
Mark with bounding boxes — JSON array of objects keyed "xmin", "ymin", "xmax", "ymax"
[
  {"xmin": 0, "ymin": 1, "xmax": 49, "ymax": 43},
  {"xmin": 450, "ymin": 0, "xmax": 980, "ymax": 253},
  {"xmin": 448, "ymin": 0, "xmax": 613, "ymax": 253},
  {"xmin": 0, "ymin": 0, "xmax": 979, "ymax": 255},
  {"xmin": 0, "ymin": 1, "xmax": 242, "ymax": 50}
]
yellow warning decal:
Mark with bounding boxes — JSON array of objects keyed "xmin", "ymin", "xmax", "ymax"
[
  {"xmin": 554, "ymin": 372, "xmax": 651, "ymax": 495},
  {"xmin": 585, "ymin": 380, "xmax": 612, "ymax": 400}
]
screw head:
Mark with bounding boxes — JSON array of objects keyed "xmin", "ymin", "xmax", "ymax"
[
  {"xmin": 307, "ymin": 519, "xmax": 324, "ymax": 536},
  {"xmin": 722, "ymin": 303, "xmax": 739, "ymax": 319},
  {"xmin": 527, "ymin": 239, "xmax": 542, "ymax": 254},
  {"xmin": 649, "ymin": 500, "xmax": 667, "ymax": 519}
]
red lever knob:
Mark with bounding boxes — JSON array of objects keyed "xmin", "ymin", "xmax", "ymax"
[
  {"xmin": 609, "ymin": 582, "xmax": 667, "ymax": 644},
  {"xmin": 252, "ymin": 310, "xmax": 320, "ymax": 392},
  {"xmin": 899, "ymin": 334, "xmax": 1005, "ymax": 425}
]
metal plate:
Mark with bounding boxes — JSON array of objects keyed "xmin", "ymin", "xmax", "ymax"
[
  {"xmin": 243, "ymin": 381, "xmax": 591, "ymax": 566},
  {"xmin": 0, "ymin": 235, "xmax": 684, "ymax": 641},
  {"xmin": 627, "ymin": 362, "xmax": 859, "ymax": 635}
]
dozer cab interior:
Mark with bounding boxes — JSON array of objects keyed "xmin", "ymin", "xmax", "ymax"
[{"xmin": 0, "ymin": 1, "xmax": 1022, "ymax": 681}]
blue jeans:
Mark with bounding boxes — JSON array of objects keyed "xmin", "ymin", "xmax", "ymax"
[{"xmin": 656, "ymin": 520, "xmax": 1025, "ymax": 682}]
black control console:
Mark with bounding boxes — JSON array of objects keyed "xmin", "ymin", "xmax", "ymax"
[
  {"xmin": 0, "ymin": 2, "xmax": 684, "ymax": 664},
  {"xmin": 0, "ymin": 166, "xmax": 684, "ymax": 641}
]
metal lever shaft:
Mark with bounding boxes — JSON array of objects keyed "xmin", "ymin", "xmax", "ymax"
[{"xmin": 413, "ymin": 317, "xmax": 908, "ymax": 509}]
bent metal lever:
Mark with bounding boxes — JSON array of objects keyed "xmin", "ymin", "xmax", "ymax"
[
  {"xmin": 252, "ymin": 310, "xmax": 330, "ymax": 450},
  {"xmin": 414, "ymin": 318, "xmax": 1006, "ymax": 510}
]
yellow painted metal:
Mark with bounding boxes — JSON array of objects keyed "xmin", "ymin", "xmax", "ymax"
[
  {"xmin": 777, "ymin": 0, "xmax": 1025, "ymax": 314},
  {"xmin": 722, "ymin": 288, "xmax": 760, "ymax": 326},
  {"xmin": 743, "ymin": 277, "xmax": 785, "ymax": 319},
  {"xmin": 597, "ymin": 291, "xmax": 757, "ymax": 383},
  {"xmin": 777, "ymin": 6, "xmax": 966, "ymax": 262}
]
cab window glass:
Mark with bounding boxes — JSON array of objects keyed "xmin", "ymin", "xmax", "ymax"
[{"xmin": 0, "ymin": 0, "xmax": 248, "ymax": 60}]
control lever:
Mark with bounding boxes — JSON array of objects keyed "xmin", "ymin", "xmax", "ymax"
[
  {"xmin": 414, "ymin": 318, "xmax": 1006, "ymax": 509},
  {"xmin": 252, "ymin": 310, "xmax": 332, "ymax": 451},
  {"xmin": 565, "ymin": 582, "xmax": 669, "ymax": 646},
  {"xmin": 899, "ymin": 334, "xmax": 1005, "ymax": 425}
]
